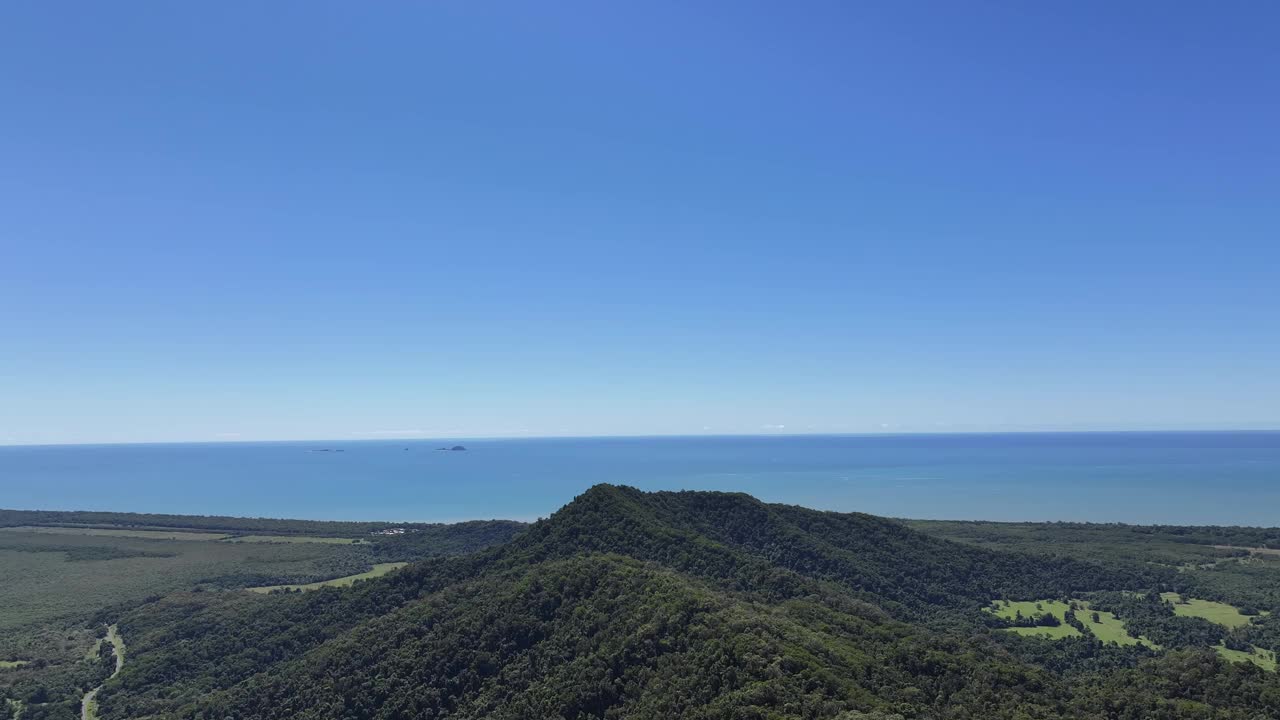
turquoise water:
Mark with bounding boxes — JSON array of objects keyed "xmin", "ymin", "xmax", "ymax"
[{"xmin": 0, "ymin": 433, "xmax": 1277, "ymax": 525}]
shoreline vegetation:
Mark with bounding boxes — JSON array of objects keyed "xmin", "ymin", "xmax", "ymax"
[{"xmin": 0, "ymin": 507, "xmax": 505, "ymax": 538}]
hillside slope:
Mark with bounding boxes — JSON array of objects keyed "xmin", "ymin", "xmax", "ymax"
[{"xmin": 97, "ymin": 486, "xmax": 1280, "ymax": 720}]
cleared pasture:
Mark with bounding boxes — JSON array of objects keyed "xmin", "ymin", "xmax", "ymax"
[
  {"xmin": 1215, "ymin": 644, "xmax": 1277, "ymax": 671},
  {"xmin": 1160, "ymin": 592, "xmax": 1263, "ymax": 628},
  {"xmin": 988, "ymin": 599, "xmax": 1156, "ymax": 647},
  {"xmin": 1080, "ymin": 607, "xmax": 1155, "ymax": 647},
  {"xmin": 1007, "ymin": 624, "xmax": 1082, "ymax": 639},
  {"xmin": 989, "ymin": 599, "xmax": 1071, "ymax": 620},
  {"xmin": 248, "ymin": 562, "xmax": 408, "ymax": 593}
]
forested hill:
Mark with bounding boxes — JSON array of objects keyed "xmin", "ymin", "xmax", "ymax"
[
  {"xmin": 500, "ymin": 485, "xmax": 1158, "ymax": 615},
  {"xmin": 96, "ymin": 485, "xmax": 1280, "ymax": 720}
]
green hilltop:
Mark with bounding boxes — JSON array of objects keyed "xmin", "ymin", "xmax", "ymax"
[{"xmin": 85, "ymin": 485, "xmax": 1280, "ymax": 720}]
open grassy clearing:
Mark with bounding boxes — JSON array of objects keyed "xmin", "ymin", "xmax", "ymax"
[
  {"xmin": 1081, "ymin": 607, "xmax": 1155, "ymax": 647},
  {"xmin": 988, "ymin": 599, "xmax": 1156, "ymax": 647},
  {"xmin": 1160, "ymin": 592, "xmax": 1266, "ymax": 628},
  {"xmin": 1214, "ymin": 644, "xmax": 1277, "ymax": 671},
  {"xmin": 0, "ymin": 661, "xmax": 28, "ymax": 669},
  {"xmin": 248, "ymin": 562, "xmax": 408, "ymax": 593},
  {"xmin": 225, "ymin": 534, "xmax": 365, "ymax": 544},
  {"xmin": 0, "ymin": 526, "xmax": 230, "ymax": 541},
  {"xmin": 989, "ymin": 599, "xmax": 1071, "ymax": 619},
  {"xmin": 1007, "ymin": 624, "xmax": 1082, "ymax": 639}
]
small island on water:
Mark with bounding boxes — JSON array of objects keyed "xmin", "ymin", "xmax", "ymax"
[{"xmin": 437, "ymin": 445, "xmax": 466, "ymax": 452}]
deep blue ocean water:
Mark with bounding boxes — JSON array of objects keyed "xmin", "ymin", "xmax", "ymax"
[{"xmin": 1, "ymin": 432, "xmax": 1277, "ymax": 526}]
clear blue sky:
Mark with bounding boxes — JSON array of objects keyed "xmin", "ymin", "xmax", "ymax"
[{"xmin": 2, "ymin": 1, "xmax": 1277, "ymax": 445}]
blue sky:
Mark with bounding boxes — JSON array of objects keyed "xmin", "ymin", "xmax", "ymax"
[{"xmin": 2, "ymin": 1, "xmax": 1277, "ymax": 445}]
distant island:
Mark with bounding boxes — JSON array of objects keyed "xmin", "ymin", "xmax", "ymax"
[{"xmin": 437, "ymin": 445, "xmax": 466, "ymax": 452}]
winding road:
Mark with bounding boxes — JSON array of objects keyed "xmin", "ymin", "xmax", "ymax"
[{"xmin": 80, "ymin": 625, "xmax": 124, "ymax": 720}]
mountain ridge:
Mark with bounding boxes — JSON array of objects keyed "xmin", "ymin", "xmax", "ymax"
[{"xmin": 95, "ymin": 485, "xmax": 1278, "ymax": 720}]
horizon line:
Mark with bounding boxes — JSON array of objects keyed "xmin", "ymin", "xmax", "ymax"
[{"xmin": 3, "ymin": 426, "xmax": 1280, "ymax": 449}]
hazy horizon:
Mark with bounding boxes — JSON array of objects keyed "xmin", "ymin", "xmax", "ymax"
[{"xmin": 3, "ymin": 425, "xmax": 1280, "ymax": 449}]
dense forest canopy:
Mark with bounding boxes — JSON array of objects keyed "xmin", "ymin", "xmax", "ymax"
[
  {"xmin": 5, "ymin": 486, "xmax": 1279, "ymax": 720},
  {"xmin": 78, "ymin": 487, "xmax": 1280, "ymax": 718}
]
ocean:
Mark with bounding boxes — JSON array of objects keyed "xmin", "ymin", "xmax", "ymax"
[{"xmin": 0, "ymin": 432, "xmax": 1277, "ymax": 526}]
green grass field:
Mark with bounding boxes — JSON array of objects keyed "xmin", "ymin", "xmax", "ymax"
[
  {"xmin": 1160, "ymin": 592, "xmax": 1264, "ymax": 628},
  {"xmin": 226, "ymin": 534, "xmax": 365, "ymax": 544},
  {"xmin": 1007, "ymin": 624, "xmax": 1082, "ymax": 639},
  {"xmin": 1080, "ymin": 607, "xmax": 1156, "ymax": 647},
  {"xmin": 989, "ymin": 599, "xmax": 1072, "ymax": 620},
  {"xmin": 248, "ymin": 562, "xmax": 408, "ymax": 593},
  {"xmin": 1215, "ymin": 644, "xmax": 1277, "ymax": 671},
  {"xmin": 0, "ymin": 525, "xmax": 231, "ymax": 541},
  {"xmin": 0, "ymin": 660, "xmax": 29, "ymax": 669},
  {"xmin": 989, "ymin": 600, "xmax": 1083, "ymax": 639},
  {"xmin": 988, "ymin": 599, "xmax": 1156, "ymax": 647}
]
